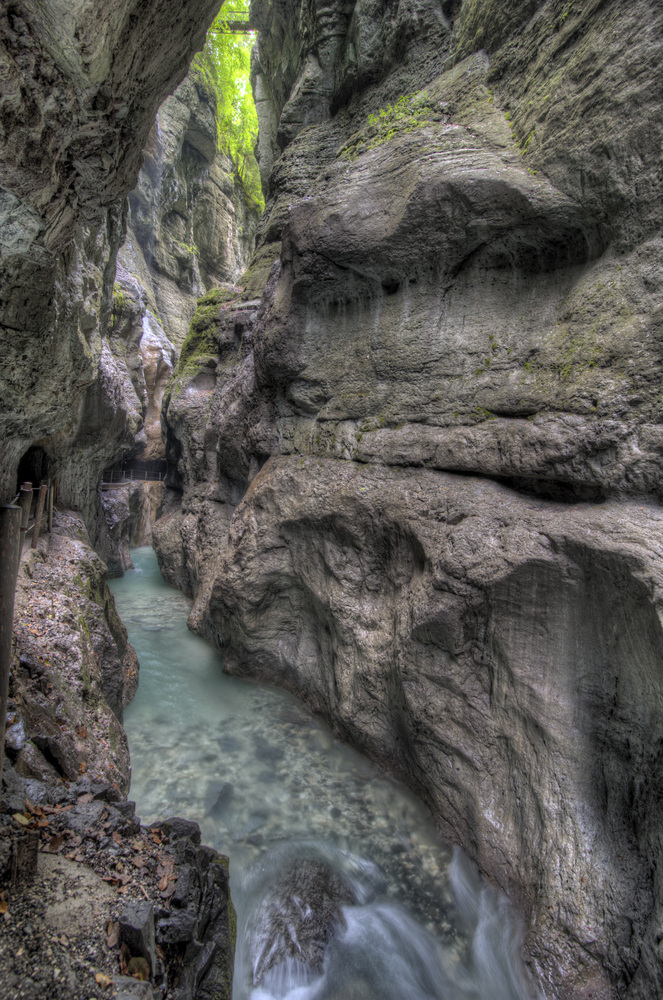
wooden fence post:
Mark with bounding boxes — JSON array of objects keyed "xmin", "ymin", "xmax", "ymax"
[
  {"xmin": 17, "ymin": 482, "xmax": 32, "ymax": 530},
  {"xmin": 0, "ymin": 505, "xmax": 22, "ymax": 784},
  {"xmin": 31, "ymin": 482, "xmax": 48, "ymax": 550},
  {"xmin": 48, "ymin": 480, "xmax": 55, "ymax": 534}
]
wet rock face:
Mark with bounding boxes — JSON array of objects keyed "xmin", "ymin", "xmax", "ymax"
[
  {"xmin": 0, "ymin": 0, "xmax": 220, "ymax": 253},
  {"xmin": 201, "ymin": 457, "xmax": 663, "ymax": 1000},
  {"xmin": 0, "ymin": 0, "xmax": 219, "ymax": 501},
  {"xmin": 99, "ymin": 481, "xmax": 165, "ymax": 577},
  {"xmin": 119, "ymin": 73, "xmax": 260, "ymax": 349},
  {"xmin": 158, "ymin": 2, "xmax": 663, "ymax": 997}
]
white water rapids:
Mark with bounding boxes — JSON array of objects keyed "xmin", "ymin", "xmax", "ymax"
[{"xmin": 109, "ymin": 547, "xmax": 541, "ymax": 1000}]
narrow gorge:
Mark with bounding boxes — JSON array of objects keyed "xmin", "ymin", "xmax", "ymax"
[{"xmin": 1, "ymin": 2, "xmax": 663, "ymax": 999}]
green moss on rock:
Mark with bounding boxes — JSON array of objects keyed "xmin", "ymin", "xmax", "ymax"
[
  {"xmin": 451, "ymin": 0, "xmax": 542, "ymax": 61},
  {"xmin": 238, "ymin": 242, "xmax": 282, "ymax": 300},
  {"xmin": 177, "ymin": 288, "xmax": 232, "ymax": 369},
  {"xmin": 339, "ymin": 93, "xmax": 444, "ymax": 161}
]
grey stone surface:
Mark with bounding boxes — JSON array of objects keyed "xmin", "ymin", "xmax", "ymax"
[
  {"xmin": 119, "ymin": 901, "xmax": 158, "ymax": 976},
  {"xmin": 0, "ymin": 0, "xmax": 221, "ymax": 501},
  {"xmin": 0, "ymin": 0, "xmax": 662, "ymax": 998},
  {"xmin": 114, "ymin": 977, "xmax": 156, "ymax": 1000},
  {"xmin": 8, "ymin": 519, "xmax": 138, "ymax": 790},
  {"xmin": 119, "ymin": 73, "xmax": 260, "ymax": 350},
  {"xmin": 157, "ymin": 8, "xmax": 663, "ymax": 993},
  {"xmin": 193, "ymin": 457, "xmax": 663, "ymax": 1000}
]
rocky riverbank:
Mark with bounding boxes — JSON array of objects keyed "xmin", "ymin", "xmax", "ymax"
[{"xmin": 0, "ymin": 513, "xmax": 234, "ymax": 1000}]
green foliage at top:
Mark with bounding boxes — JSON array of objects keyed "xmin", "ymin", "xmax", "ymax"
[
  {"xmin": 339, "ymin": 93, "xmax": 444, "ymax": 161},
  {"xmin": 192, "ymin": 2, "xmax": 264, "ymax": 211}
]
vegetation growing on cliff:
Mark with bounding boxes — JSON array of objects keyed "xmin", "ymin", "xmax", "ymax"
[
  {"xmin": 192, "ymin": 2, "xmax": 264, "ymax": 211},
  {"xmin": 339, "ymin": 93, "xmax": 445, "ymax": 161},
  {"xmin": 177, "ymin": 287, "xmax": 232, "ymax": 369},
  {"xmin": 163, "ymin": 287, "xmax": 231, "ymax": 407}
]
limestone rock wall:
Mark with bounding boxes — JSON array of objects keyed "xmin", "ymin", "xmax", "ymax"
[
  {"xmin": 8, "ymin": 511, "xmax": 139, "ymax": 793},
  {"xmin": 119, "ymin": 72, "xmax": 261, "ymax": 350},
  {"xmin": 156, "ymin": 1, "xmax": 663, "ymax": 998},
  {"xmin": 0, "ymin": 0, "xmax": 219, "ymax": 501},
  {"xmin": 0, "ymin": 0, "xmax": 259, "ymax": 577}
]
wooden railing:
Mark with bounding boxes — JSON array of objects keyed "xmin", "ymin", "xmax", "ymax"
[
  {"xmin": 101, "ymin": 470, "xmax": 166, "ymax": 488},
  {"xmin": 210, "ymin": 9, "xmax": 253, "ymax": 33}
]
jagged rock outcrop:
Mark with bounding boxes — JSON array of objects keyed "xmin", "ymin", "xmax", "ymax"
[
  {"xmin": 0, "ymin": 0, "xmax": 220, "ymax": 502},
  {"xmin": 8, "ymin": 511, "xmax": 138, "ymax": 792},
  {"xmin": 157, "ymin": 2, "xmax": 663, "ymax": 999},
  {"xmin": 119, "ymin": 71, "xmax": 260, "ymax": 349}
]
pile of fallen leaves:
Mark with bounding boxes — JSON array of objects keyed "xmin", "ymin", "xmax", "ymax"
[{"xmin": 11, "ymin": 794, "xmax": 178, "ymax": 903}]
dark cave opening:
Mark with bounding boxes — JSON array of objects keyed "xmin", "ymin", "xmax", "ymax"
[{"xmin": 16, "ymin": 445, "xmax": 51, "ymax": 493}]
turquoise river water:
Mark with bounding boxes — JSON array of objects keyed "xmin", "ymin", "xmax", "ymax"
[{"xmin": 109, "ymin": 547, "xmax": 540, "ymax": 1000}]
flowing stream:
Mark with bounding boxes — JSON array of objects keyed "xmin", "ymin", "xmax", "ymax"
[{"xmin": 110, "ymin": 547, "xmax": 540, "ymax": 1000}]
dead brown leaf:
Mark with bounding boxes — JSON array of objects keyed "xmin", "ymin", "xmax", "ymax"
[
  {"xmin": 42, "ymin": 834, "xmax": 64, "ymax": 854},
  {"xmin": 160, "ymin": 879, "xmax": 177, "ymax": 900},
  {"xmin": 106, "ymin": 921, "xmax": 119, "ymax": 948},
  {"xmin": 119, "ymin": 943, "xmax": 131, "ymax": 974},
  {"xmin": 111, "ymin": 831, "xmax": 122, "ymax": 846},
  {"xmin": 12, "ymin": 813, "xmax": 31, "ymax": 827},
  {"xmin": 127, "ymin": 956, "xmax": 150, "ymax": 981}
]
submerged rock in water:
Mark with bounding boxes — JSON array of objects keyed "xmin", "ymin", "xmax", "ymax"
[{"xmin": 250, "ymin": 859, "xmax": 354, "ymax": 984}]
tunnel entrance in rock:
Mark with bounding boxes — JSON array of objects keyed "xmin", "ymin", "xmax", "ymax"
[{"xmin": 16, "ymin": 446, "xmax": 51, "ymax": 492}]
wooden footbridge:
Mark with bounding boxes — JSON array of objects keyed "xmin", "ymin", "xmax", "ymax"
[{"xmin": 210, "ymin": 8, "xmax": 254, "ymax": 33}]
